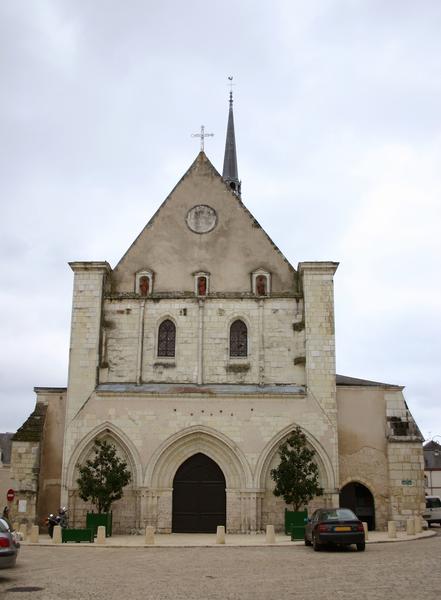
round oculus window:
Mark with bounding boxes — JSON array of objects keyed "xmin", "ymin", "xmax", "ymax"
[{"xmin": 186, "ymin": 205, "xmax": 217, "ymax": 234}]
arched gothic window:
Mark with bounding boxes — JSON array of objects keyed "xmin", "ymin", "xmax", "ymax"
[
  {"xmin": 158, "ymin": 319, "xmax": 176, "ymax": 357},
  {"xmin": 230, "ymin": 320, "xmax": 247, "ymax": 357}
]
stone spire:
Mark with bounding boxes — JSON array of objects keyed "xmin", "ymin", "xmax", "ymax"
[{"xmin": 222, "ymin": 90, "xmax": 241, "ymax": 196}]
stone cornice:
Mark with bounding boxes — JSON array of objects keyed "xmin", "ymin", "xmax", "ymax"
[
  {"xmin": 95, "ymin": 382, "xmax": 306, "ymax": 398},
  {"xmin": 69, "ymin": 261, "xmax": 112, "ymax": 273},
  {"xmin": 298, "ymin": 261, "xmax": 339, "ymax": 275}
]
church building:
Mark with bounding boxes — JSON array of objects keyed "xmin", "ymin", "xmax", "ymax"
[{"xmin": 10, "ymin": 93, "xmax": 425, "ymax": 533}]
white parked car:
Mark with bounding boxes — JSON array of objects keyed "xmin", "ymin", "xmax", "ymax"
[{"xmin": 423, "ymin": 496, "xmax": 441, "ymax": 526}]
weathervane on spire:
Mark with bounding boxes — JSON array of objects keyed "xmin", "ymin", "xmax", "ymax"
[{"xmin": 191, "ymin": 125, "xmax": 214, "ymax": 152}]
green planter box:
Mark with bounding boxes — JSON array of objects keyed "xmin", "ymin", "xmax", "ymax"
[
  {"xmin": 290, "ymin": 525, "xmax": 306, "ymax": 540},
  {"xmin": 62, "ymin": 528, "xmax": 94, "ymax": 543},
  {"xmin": 86, "ymin": 512, "xmax": 113, "ymax": 537},
  {"xmin": 284, "ymin": 509, "xmax": 308, "ymax": 536}
]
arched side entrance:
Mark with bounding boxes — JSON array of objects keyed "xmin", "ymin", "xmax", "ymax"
[
  {"xmin": 340, "ymin": 482, "xmax": 375, "ymax": 530},
  {"xmin": 172, "ymin": 453, "xmax": 226, "ymax": 533}
]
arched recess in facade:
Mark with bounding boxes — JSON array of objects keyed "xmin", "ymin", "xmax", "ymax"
[
  {"xmin": 145, "ymin": 426, "xmax": 253, "ymax": 533},
  {"xmin": 339, "ymin": 479, "xmax": 376, "ymax": 531},
  {"xmin": 254, "ymin": 424, "xmax": 337, "ymax": 531},
  {"xmin": 64, "ymin": 422, "xmax": 143, "ymax": 531},
  {"xmin": 255, "ymin": 424, "xmax": 337, "ymax": 494}
]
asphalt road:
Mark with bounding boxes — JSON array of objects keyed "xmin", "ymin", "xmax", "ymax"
[{"xmin": 1, "ymin": 534, "xmax": 440, "ymax": 600}]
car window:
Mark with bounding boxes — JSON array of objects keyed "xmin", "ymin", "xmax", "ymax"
[
  {"xmin": 426, "ymin": 498, "xmax": 441, "ymax": 509},
  {"xmin": 0, "ymin": 519, "xmax": 8, "ymax": 532},
  {"xmin": 321, "ymin": 509, "xmax": 357, "ymax": 520}
]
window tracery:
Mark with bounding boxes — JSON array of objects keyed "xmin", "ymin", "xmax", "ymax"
[
  {"xmin": 158, "ymin": 319, "xmax": 176, "ymax": 357},
  {"xmin": 230, "ymin": 319, "xmax": 248, "ymax": 357}
]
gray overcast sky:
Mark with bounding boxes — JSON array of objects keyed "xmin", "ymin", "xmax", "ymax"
[{"xmin": 1, "ymin": 1, "xmax": 440, "ymax": 438}]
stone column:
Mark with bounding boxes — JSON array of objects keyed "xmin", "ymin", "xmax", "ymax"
[
  {"xmin": 258, "ymin": 299, "xmax": 265, "ymax": 386},
  {"xmin": 197, "ymin": 299, "xmax": 205, "ymax": 384},
  {"xmin": 136, "ymin": 300, "xmax": 146, "ymax": 384}
]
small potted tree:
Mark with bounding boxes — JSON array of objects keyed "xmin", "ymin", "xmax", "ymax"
[
  {"xmin": 271, "ymin": 426, "xmax": 323, "ymax": 539},
  {"xmin": 77, "ymin": 439, "xmax": 131, "ymax": 537}
]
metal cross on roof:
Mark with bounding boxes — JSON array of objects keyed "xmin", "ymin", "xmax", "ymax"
[{"xmin": 191, "ymin": 125, "xmax": 214, "ymax": 152}]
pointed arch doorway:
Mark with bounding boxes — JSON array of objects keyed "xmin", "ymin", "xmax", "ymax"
[
  {"xmin": 172, "ymin": 453, "xmax": 226, "ymax": 533},
  {"xmin": 340, "ymin": 482, "xmax": 375, "ymax": 530}
]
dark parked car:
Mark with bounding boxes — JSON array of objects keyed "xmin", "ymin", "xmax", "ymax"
[
  {"xmin": 304, "ymin": 508, "xmax": 365, "ymax": 552},
  {"xmin": 0, "ymin": 519, "xmax": 20, "ymax": 568}
]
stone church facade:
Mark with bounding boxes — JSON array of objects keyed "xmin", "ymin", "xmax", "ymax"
[{"xmin": 9, "ymin": 95, "xmax": 425, "ymax": 533}]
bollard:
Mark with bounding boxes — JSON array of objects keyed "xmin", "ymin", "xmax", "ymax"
[
  {"xmin": 414, "ymin": 515, "xmax": 422, "ymax": 534},
  {"xmin": 362, "ymin": 522, "xmax": 368, "ymax": 541},
  {"xmin": 216, "ymin": 525, "xmax": 225, "ymax": 544},
  {"xmin": 30, "ymin": 525, "xmax": 39, "ymax": 544},
  {"xmin": 96, "ymin": 525, "xmax": 106, "ymax": 544},
  {"xmin": 265, "ymin": 525, "xmax": 276, "ymax": 544},
  {"xmin": 387, "ymin": 521, "xmax": 397, "ymax": 539},
  {"xmin": 19, "ymin": 523, "xmax": 28, "ymax": 541},
  {"xmin": 145, "ymin": 526, "xmax": 155, "ymax": 545},
  {"xmin": 52, "ymin": 525, "xmax": 62, "ymax": 544},
  {"xmin": 406, "ymin": 518, "xmax": 415, "ymax": 536}
]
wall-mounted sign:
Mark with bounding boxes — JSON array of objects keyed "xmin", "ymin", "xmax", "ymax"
[
  {"xmin": 401, "ymin": 479, "xmax": 413, "ymax": 486},
  {"xmin": 18, "ymin": 499, "xmax": 27, "ymax": 513}
]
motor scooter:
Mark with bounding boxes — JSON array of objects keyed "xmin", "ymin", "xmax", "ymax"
[{"xmin": 46, "ymin": 514, "xmax": 59, "ymax": 538}]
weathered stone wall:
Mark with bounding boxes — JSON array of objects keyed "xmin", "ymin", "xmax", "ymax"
[
  {"xmin": 63, "ymin": 390, "xmax": 338, "ymax": 533},
  {"xmin": 0, "ymin": 464, "xmax": 15, "ymax": 513},
  {"xmin": 386, "ymin": 391, "xmax": 425, "ymax": 528},
  {"xmin": 388, "ymin": 440, "xmax": 425, "ymax": 528},
  {"xmin": 65, "ymin": 262, "xmax": 110, "ymax": 420},
  {"xmin": 9, "ymin": 441, "xmax": 40, "ymax": 527},
  {"xmin": 299, "ymin": 262, "xmax": 339, "ymax": 503},
  {"xmin": 337, "ymin": 386, "xmax": 389, "ymax": 530},
  {"xmin": 36, "ymin": 389, "xmax": 67, "ymax": 527},
  {"xmin": 103, "ymin": 297, "xmax": 305, "ymax": 386},
  {"xmin": 111, "ymin": 154, "xmax": 296, "ymax": 294}
]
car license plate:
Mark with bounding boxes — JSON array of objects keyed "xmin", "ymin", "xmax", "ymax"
[{"xmin": 335, "ymin": 526, "xmax": 351, "ymax": 532}]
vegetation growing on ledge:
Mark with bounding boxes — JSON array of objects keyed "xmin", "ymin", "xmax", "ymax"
[
  {"xmin": 293, "ymin": 320, "xmax": 305, "ymax": 332},
  {"xmin": 226, "ymin": 363, "xmax": 251, "ymax": 373},
  {"xmin": 294, "ymin": 356, "xmax": 306, "ymax": 366}
]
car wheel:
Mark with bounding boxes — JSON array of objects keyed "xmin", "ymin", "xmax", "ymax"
[
  {"xmin": 356, "ymin": 542, "xmax": 366, "ymax": 552},
  {"xmin": 304, "ymin": 535, "xmax": 312, "ymax": 546},
  {"xmin": 312, "ymin": 534, "xmax": 321, "ymax": 552}
]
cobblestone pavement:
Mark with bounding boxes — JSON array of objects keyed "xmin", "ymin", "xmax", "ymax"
[{"xmin": 1, "ymin": 532, "xmax": 440, "ymax": 600}]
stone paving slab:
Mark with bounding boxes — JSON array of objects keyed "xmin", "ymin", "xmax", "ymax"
[{"xmin": 22, "ymin": 529, "xmax": 436, "ymax": 548}]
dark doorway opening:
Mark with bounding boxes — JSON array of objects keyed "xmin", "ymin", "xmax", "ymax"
[
  {"xmin": 172, "ymin": 453, "xmax": 226, "ymax": 533},
  {"xmin": 340, "ymin": 482, "xmax": 375, "ymax": 530}
]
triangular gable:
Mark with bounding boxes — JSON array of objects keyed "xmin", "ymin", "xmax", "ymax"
[{"xmin": 112, "ymin": 152, "xmax": 296, "ymax": 294}]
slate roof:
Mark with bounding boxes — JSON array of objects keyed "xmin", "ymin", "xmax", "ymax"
[
  {"xmin": 424, "ymin": 441, "xmax": 441, "ymax": 469},
  {"xmin": 12, "ymin": 402, "xmax": 48, "ymax": 442},
  {"xmin": 336, "ymin": 374, "xmax": 401, "ymax": 388}
]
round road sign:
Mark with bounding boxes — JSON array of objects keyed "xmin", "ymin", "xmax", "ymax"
[{"xmin": 6, "ymin": 489, "xmax": 15, "ymax": 502}]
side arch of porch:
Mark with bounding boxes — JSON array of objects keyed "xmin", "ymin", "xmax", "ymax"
[
  {"xmin": 254, "ymin": 423, "xmax": 338, "ymax": 531},
  {"xmin": 63, "ymin": 421, "xmax": 143, "ymax": 532}
]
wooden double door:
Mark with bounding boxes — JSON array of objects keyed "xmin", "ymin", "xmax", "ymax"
[{"xmin": 172, "ymin": 453, "xmax": 226, "ymax": 533}]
